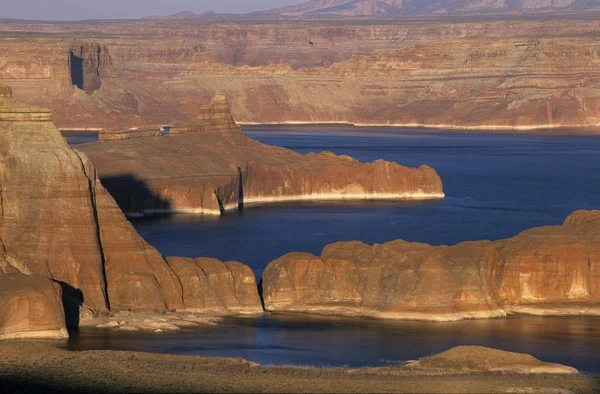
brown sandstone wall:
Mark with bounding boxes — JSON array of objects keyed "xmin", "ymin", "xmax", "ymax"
[
  {"xmin": 262, "ymin": 210, "xmax": 600, "ymax": 320},
  {"xmin": 0, "ymin": 86, "xmax": 263, "ymax": 338}
]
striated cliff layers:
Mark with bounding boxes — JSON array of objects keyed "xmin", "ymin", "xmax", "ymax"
[
  {"xmin": 262, "ymin": 210, "xmax": 600, "ymax": 321},
  {"xmin": 1, "ymin": 17, "xmax": 600, "ymax": 130},
  {"xmin": 0, "ymin": 86, "xmax": 262, "ymax": 338},
  {"xmin": 78, "ymin": 95, "xmax": 444, "ymax": 216}
]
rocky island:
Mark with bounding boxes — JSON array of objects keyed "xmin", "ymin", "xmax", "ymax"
[
  {"xmin": 262, "ymin": 209, "xmax": 600, "ymax": 320},
  {"xmin": 78, "ymin": 95, "xmax": 444, "ymax": 216}
]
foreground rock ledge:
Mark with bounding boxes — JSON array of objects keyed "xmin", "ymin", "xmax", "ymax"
[
  {"xmin": 78, "ymin": 95, "xmax": 444, "ymax": 216},
  {"xmin": 0, "ymin": 343, "xmax": 589, "ymax": 394},
  {"xmin": 262, "ymin": 209, "xmax": 600, "ymax": 321}
]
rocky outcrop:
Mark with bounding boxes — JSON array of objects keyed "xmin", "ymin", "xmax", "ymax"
[
  {"xmin": 0, "ymin": 85, "xmax": 262, "ymax": 338},
  {"xmin": 262, "ymin": 210, "xmax": 600, "ymax": 320},
  {"xmin": 78, "ymin": 95, "xmax": 444, "ymax": 216},
  {"xmin": 0, "ymin": 274, "xmax": 68, "ymax": 340},
  {"xmin": 166, "ymin": 257, "xmax": 263, "ymax": 314},
  {"xmin": 398, "ymin": 346, "xmax": 579, "ymax": 375},
  {"xmin": 170, "ymin": 95, "xmax": 241, "ymax": 136},
  {"xmin": 69, "ymin": 42, "xmax": 115, "ymax": 94}
]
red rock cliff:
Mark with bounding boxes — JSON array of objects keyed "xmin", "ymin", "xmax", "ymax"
[
  {"xmin": 262, "ymin": 210, "xmax": 600, "ymax": 320},
  {"xmin": 0, "ymin": 85, "xmax": 262, "ymax": 338}
]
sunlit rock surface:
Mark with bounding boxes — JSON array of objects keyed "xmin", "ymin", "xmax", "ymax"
[{"xmin": 262, "ymin": 210, "xmax": 600, "ymax": 320}]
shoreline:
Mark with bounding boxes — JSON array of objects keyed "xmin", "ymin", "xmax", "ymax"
[
  {"xmin": 241, "ymin": 121, "xmax": 600, "ymax": 133},
  {"xmin": 125, "ymin": 192, "xmax": 445, "ymax": 218},
  {"xmin": 60, "ymin": 121, "xmax": 600, "ymax": 135}
]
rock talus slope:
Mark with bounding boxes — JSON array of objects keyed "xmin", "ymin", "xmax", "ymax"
[
  {"xmin": 78, "ymin": 95, "xmax": 444, "ymax": 216},
  {"xmin": 0, "ymin": 85, "xmax": 262, "ymax": 338},
  {"xmin": 262, "ymin": 210, "xmax": 600, "ymax": 320}
]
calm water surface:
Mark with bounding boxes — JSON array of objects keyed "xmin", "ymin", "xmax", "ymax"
[
  {"xmin": 133, "ymin": 126, "xmax": 600, "ymax": 277},
  {"xmin": 62, "ymin": 126, "xmax": 600, "ymax": 371}
]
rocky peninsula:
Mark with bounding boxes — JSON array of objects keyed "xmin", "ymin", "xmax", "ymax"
[
  {"xmin": 78, "ymin": 95, "xmax": 444, "ymax": 216},
  {"xmin": 262, "ymin": 209, "xmax": 600, "ymax": 321}
]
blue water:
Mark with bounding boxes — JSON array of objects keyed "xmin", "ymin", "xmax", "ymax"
[
  {"xmin": 62, "ymin": 127, "xmax": 600, "ymax": 372},
  {"xmin": 132, "ymin": 126, "xmax": 600, "ymax": 277}
]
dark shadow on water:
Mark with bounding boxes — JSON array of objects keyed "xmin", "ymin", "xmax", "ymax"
[{"xmin": 100, "ymin": 174, "xmax": 174, "ymax": 217}]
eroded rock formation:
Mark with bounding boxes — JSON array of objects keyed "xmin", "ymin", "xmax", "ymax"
[
  {"xmin": 69, "ymin": 41, "xmax": 115, "ymax": 94},
  {"xmin": 0, "ymin": 86, "xmax": 262, "ymax": 338},
  {"xmin": 262, "ymin": 210, "xmax": 600, "ymax": 320},
  {"xmin": 78, "ymin": 95, "xmax": 444, "ymax": 216},
  {"xmin": 0, "ymin": 274, "xmax": 68, "ymax": 340}
]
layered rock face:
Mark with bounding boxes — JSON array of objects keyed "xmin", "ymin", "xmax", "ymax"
[
  {"xmin": 0, "ymin": 85, "xmax": 109, "ymax": 313},
  {"xmin": 0, "ymin": 86, "xmax": 262, "ymax": 337},
  {"xmin": 2, "ymin": 17, "xmax": 600, "ymax": 130},
  {"xmin": 262, "ymin": 210, "xmax": 600, "ymax": 320},
  {"xmin": 0, "ymin": 274, "xmax": 68, "ymax": 340},
  {"xmin": 78, "ymin": 95, "xmax": 443, "ymax": 216}
]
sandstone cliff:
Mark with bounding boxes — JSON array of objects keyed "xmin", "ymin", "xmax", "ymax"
[
  {"xmin": 2, "ymin": 17, "xmax": 600, "ymax": 130},
  {"xmin": 262, "ymin": 209, "xmax": 600, "ymax": 320},
  {"xmin": 0, "ymin": 86, "xmax": 262, "ymax": 338},
  {"xmin": 78, "ymin": 95, "xmax": 444, "ymax": 216}
]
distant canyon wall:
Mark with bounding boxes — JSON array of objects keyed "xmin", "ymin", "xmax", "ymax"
[{"xmin": 1, "ymin": 18, "xmax": 600, "ymax": 129}]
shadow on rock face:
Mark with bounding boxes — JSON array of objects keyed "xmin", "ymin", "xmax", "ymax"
[
  {"xmin": 53, "ymin": 280, "xmax": 84, "ymax": 329},
  {"xmin": 100, "ymin": 174, "xmax": 173, "ymax": 217}
]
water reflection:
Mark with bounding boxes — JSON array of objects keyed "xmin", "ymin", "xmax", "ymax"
[{"xmin": 61, "ymin": 315, "xmax": 600, "ymax": 373}]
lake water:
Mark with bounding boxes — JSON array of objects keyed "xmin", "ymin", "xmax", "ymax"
[{"xmin": 61, "ymin": 126, "xmax": 600, "ymax": 372}]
